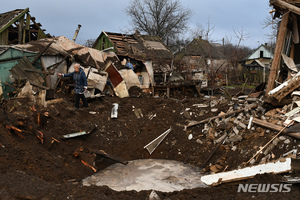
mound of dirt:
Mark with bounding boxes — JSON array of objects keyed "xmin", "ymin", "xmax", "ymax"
[{"xmin": 0, "ymin": 90, "xmax": 299, "ymax": 199}]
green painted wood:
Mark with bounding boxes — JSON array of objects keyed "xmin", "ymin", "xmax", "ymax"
[
  {"xmin": 0, "ymin": 48, "xmax": 43, "ymax": 98},
  {"xmin": 37, "ymin": 29, "xmax": 47, "ymax": 40},
  {"xmin": 93, "ymin": 33, "xmax": 114, "ymax": 51},
  {"xmin": 0, "ymin": 60, "xmax": 19, "ymax": 98},
  {"xmin": 0, "ymin": 48, "xmax": 36, "ymax": 61},
  {"xmin": 0, "ymin": 29, "xmax": 9, "ymax": 45}
]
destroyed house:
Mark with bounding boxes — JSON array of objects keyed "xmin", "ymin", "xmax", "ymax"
[
  {"xmin": 266, "ymin": 0, "xmax": 300, "ymax": 102},
  {"xmin": 0, "ymin": 36, "xmax": 117, "ymax": 99},
  {"xmin": 93, "ymin": 31, "xmax": 174, "ymax": 88},
  {"xmin": 175, "ymin": 37, "xmax": 226, "ymax": 86},
  {"xmin": 240, "ymin": 43, "xmax": 273, "ymax": 83},
  {"xmin": 0, "ymin": 8, "xmax": 51, "ymax": 45}
]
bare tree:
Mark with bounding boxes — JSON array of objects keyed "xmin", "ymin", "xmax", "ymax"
[
  {"xmin": 223, "ymin": 28, "xmax": 251, "ymax": 84},
  {"xmin": 262, "ymin": 14, "xmax": 279, "ymax": 52},
  {"xmin": 125, "ymin": 0, "xmax": 192, "ymax": 45},
  {"xmin": 79, "ymin": 39, "xmax": 96, "ymax": 48},
  {"xmin": 190, "ymin": 18, "xmax": 215, "ymax": 42}
]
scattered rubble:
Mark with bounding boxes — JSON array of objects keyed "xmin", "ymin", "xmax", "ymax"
[{"xmin": 0, "ymin": 1, "xmax": 300, "ymax": 199}]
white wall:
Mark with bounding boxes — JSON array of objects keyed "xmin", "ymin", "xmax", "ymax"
[{"xmin": 41, "ymin": 55, "xmax": 67, "ymax": 89}]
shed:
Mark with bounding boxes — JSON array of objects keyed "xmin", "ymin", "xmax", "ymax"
[{"xmin": 93, "ymin": 31, "xmax": 174, "ymax": 88}]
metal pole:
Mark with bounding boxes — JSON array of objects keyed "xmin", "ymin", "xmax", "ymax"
[{"xmin": 72, "ymin": 24, "xmax": 82, "ymax": 42}]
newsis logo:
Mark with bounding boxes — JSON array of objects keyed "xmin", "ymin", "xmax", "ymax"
[{"xmin": 237, "ymin": 183, "xmax": 292, "ymax": 193}]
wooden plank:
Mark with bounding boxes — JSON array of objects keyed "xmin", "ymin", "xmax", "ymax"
[
  {"xmin": 252, "ymin": 117, "xmax": 285, "ymax": 132},
  {"xmin": 266, "ymin": 11, "xmax": 289, "ymax": 96},
  {"xmin": 10, "ymin": 66, "xmax": 27, "ymax": 79},
  {"xmin": 292, "ymin": 13, "xmax": 299, "ymax": 44},
  {"xmin": 268, "ymin": 72, "xmax": 300, "ymax": 101},
  {"xmin": 21, "ymin": 57, "xmax": 44, "ymax": 85},
  {"xmin": 201, "ymin": 158, "xmax": 292, "ymax": 186},
  {"xmin": 252, "ymin": 117, "xmax": 300, "ymax": 139},
  {"xmin": 24, "ymin": 68, "xmax": 51, "ymax": 75},
  {"xmin": 18, "ymin": 15, "xmax": 24, "ymax": 44},
  {"xmin": 10, "ymin": 57, "xmax": 45, "ymax": 88},
  {"xmin": 25, "ymin": 13, "xmax": 31, "ymax": 30},
  {"xmin": 31, "ymin": 40, "xmax": 54, "ymax": 65},
  {"xmin": 22, "ymin": 57, "xmax": 45, "ymax": 84},
  {"xmin": 272, "ymin": 0, "xmax": 300, "ymax": 16}
]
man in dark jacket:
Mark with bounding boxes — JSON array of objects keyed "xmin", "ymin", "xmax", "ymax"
[{"xmin": 58, "ymin": 64, "xmax": 88, "ymax": 110}]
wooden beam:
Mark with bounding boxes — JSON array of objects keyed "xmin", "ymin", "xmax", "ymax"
[
  {"xmin": 18, "ymin": 15, "xmax": 24, "ymax": 44},
  {"xmin": 0, "ymin": 8, "xmax": 29, "ymax": 34},
  {"xmin": 252, "ymin": 117, "xmax": 300, "ymax": 139},
  {"xmin": 272, "ymin": 0, "xmax": 300, "ymax": 16},
  {"xmin": 266, "ymin": 11, "xmax": 290, "ymax": 96},
  {"xmin": 31, "ymin": 40, "xmax": 55, "ymax": 65},
  {"xmin": 269, "ymin": 72, "xmax": 300, "ymax": 101}
]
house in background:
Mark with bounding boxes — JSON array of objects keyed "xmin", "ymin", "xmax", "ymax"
[
  {"xmin": 241, "ymin": 43, "xmax": 273, "ymax": 83},
  {"xmin": 0, "ymin": 8, "xmax": 51, "ymax": 45},
  {"xmin": 92, "ymin": 31, "xmax": 174, "ymax": 90},
  {"xmin": 175, "ymin": 37, "xmax": 227, "ymax": 87}
]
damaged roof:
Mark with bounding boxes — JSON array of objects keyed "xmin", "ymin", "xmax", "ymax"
[
  {"xmin": 177, "ymin": 38, "xmax": 224, "ymax": 59},
  {"xmin": 2, "ymin": 36, "xmax": 118, "ymax": 70},
  {"xmin": 0, "ymin": 8, "xmax": 51, "ymax": 45},
  {"xmin": 0, "ymin": 9, "xmax": 27, "ymax": 32},
  {"xmin": 93, "ymin": 31, "xmax": 173, "ymax": 63}
]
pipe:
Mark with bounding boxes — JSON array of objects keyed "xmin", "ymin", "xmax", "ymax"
[{"xmin": 72, "ymin": 24, "xmax": 81, "ymax": 42}]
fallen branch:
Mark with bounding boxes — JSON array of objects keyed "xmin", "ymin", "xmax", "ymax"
[
  {"xmin": 5, "ymin": 125, "xmax": 33, "ymax": 139},
  {"xmin": 36, "ymin": 130, "xmax": 44, "ymax": 143},
  {"xmin": 81, "ymin": 160, "xmax": 97, "ymax": 172}
]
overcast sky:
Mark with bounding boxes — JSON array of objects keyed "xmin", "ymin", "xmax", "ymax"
[{"xmin": 1, "ymin": 0, "xmax": 273, "ymax": 49}]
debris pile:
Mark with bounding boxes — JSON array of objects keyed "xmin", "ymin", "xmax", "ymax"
[
  {"xmin": 0, "ymin": 78, "xmax": 299, "ymax": 199},
  {"xmin": 184, "ymin": 90, "xmax": 300, "ymax": 175}
]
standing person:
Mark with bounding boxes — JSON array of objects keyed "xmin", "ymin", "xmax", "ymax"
[{"xmin": 58, "ymin": 64, "xmax": 89, "ymax": 110}]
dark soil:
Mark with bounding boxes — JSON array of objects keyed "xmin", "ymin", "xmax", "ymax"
[{"xmin": 0, "ymin": 88, "xmax": 299, "ymax": 200}]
